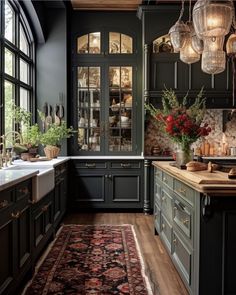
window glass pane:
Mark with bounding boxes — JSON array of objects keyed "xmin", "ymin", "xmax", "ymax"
[
  {"xmin": 4, "ymin": 48, "xmax": 15, "ymax": 77},
  {"xmin": 20, "ymin": 59, "xmax": 29, "ymax": 84},
  {"xmin": 78, "ymin": 67, "xmax": 88, "ymax": 87},
  {"xmin": 121, "ymin": 34, "xmax": 133, "ymax": 54},
  {"xmin": 109, "ymin": 67, "xmax": 120, "ymax": 87},
  {"xmin": 89, "ymin": 67, "xmax": 100, "ymax": 88},
  {"xmin": 4, "ymin": 80, "xmax": 15, "ymax": 137},
  {"xmin": 20, "ymin": 25, "xmax": 29, "ymax": 55},
  {"xmin": 4, "ymin": 1, "xmax": 14, "ymax": 43},
  {"xmin": 89, "ymin": 32, "xmax": 100, "ymax": 54},
  {"xmin": 77, "ymin": 34, "xmax": 89, "ymax": 54},
  {"xmin": 121, "ymin": 67, "xmax": 132, "ymax": 88},
  {"xmin": 20, "ymin": 87, "xmax": 29, "ymax": 111},
  {"xmin": 109, "ymin": 32, "xmax": 120, "ymax": 54}
]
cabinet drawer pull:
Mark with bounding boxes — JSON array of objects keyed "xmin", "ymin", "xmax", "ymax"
[
  {"xmin": 163, "ymin": 177, "xmax": 168, "ymax": 183},
  {"xmin": 173, "ymin": 239, "xmax": 177, "ymax": 244},
  {"xmin": 0, "ymin": 200, "xmax": 9, "ymax": 209},
  {"xmin": 120, "ymin": 163, "xmax": 131, "ymax": 168},
  {"xmin": 177, "ymin": 187, "xmax": 186, "ymax": 195},
  {"xmin": 183, "ymin": 219, "xmax": 189, "ymax": 225},
  {"xmin": 18, "ymin": 187, "xmax": 29, "ymax": 195},
  {"xmin": 11, "ymin": 211, "xmax": 21, "ymax": 219},
  {"xmin": 85, "ymin": 163, "xmax": 96, "ymax": 168}
]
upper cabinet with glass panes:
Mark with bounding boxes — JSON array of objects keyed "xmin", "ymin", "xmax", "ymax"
[
  {"xmin": 77, "ymin": 32, "xmax": 133, "ymax": 55},
  {"xmin": 153, "ymin": 34, "xmax": 174, "ymax": 54}
]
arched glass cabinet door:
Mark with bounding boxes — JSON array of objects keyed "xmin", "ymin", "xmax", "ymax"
[
  {"xmin": 109, "ymin": 32, "xmax": 133, "ymax": 54},
  {"xmin": 77, "ymin": 32, "xmax": 101, "ymax": 54}
]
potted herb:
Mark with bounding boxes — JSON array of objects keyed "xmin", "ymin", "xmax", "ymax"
[
  {"xmin": 13, "ymin": 106, "xmax": 40, "ymax": 158},
  {"xmin": 39, "ymin": 114, "xmax": 74, "ymax": 158}
]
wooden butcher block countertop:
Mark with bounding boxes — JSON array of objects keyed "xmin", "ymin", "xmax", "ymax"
[{"xmin": 152, "ymin": 161, "xmax": 236, "ymax": 195}]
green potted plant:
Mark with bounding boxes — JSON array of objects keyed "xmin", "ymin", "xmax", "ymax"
[
  {"xmin": 38, "ymin": 112, "xmax": 73, "ymax": 158},
  {"xmin": 13, "ymin": 106, "xmax": 40, "ymax": 158}
]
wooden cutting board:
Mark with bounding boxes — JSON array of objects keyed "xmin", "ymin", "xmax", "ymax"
[
  {"xmin": 163, "ymin": 164, "xmax": 236, "ymax": 184},
  {"xmin": 176, "ymin": 169, "xmax": 236, "ymax": 184}
]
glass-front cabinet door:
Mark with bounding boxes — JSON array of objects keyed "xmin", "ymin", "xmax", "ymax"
[
  {"xmin": 77, "ymin": 66, "xmax": 102, "ymax": 152},
  {"xmin": 73, "ymin": 30, "xmax": 137, "ymax": 155},
  {"xmin": 108, "ymin": 66, "xmax": 133, "ymax": 152}
]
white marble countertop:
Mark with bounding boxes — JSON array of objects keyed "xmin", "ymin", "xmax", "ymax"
[
  {"xmin": 0, "ymin": 169, "xmax": 38, "ymax": 192},
  {"xmin": 13, "ymin": 156, "xmax": 70, "ymax": 167},
  {"xmin": 70, "ymin": 156, "xmax": 144, "ymax": 159}
]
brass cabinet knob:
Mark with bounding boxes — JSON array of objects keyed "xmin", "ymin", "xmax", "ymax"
[
  {"xmin": 0, "ymin": 200, "xmax": 9, "ymax": 209},
  {"xmin": 11, "ymin": 211, "xmax": 21, "ymax": 219}
]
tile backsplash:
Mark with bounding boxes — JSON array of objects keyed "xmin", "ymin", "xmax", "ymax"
[{"xmin": 145, "ymin": 109, "xmax": 236, "ymax": 156}]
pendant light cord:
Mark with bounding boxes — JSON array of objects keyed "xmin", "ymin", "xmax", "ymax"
[
  {"xmin": 189, "ymin": 0, "xmax": 192, "ymax": 22},
  {"xmin": 178, "ymin": 0, "xmax": 185, "ymax": 22}
]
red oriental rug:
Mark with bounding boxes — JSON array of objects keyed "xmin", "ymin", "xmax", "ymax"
[{"xmin": 25, "ymin": 224, "xmax": 153, "ymax": 295}]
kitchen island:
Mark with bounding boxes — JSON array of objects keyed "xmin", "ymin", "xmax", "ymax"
[{"xmin": 152, "ymin": 161, "xmax": 236, "ymax": 295}]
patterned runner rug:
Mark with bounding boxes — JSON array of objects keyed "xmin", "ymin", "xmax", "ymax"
[{"xmin": 25, "ymin": 224, "xmax": 153, "ymax": 294}]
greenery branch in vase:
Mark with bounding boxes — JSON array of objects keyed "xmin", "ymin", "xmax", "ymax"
[
  {"xmin": 38, "ymin": 111, "xmax": 74, "ymax": 159},
  {"xmin": 145, "ymin": 87, "xmax": 212, "ymax": 167}
]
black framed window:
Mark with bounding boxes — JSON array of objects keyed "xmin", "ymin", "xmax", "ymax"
[{"xmin": 0, "ymin": 0, "xmax": 35, "ymax": 138}]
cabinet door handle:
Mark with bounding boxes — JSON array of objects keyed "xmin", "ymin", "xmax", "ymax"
[
  {"xmin": 85, "ymin": 163, "xmax": 96, "ymax": 168},
  {"xmin": 163, "ymin": 177, "xmax": 168, "ymax": 183},
  {"xmin": 11, "ymin": 211, "xmax": 21, "ymax": 219},
  {"xmin": 28, "ymin": 199, "xmax": 36, "ymax": 204},
  {"xmin": 173, "ymin": 239, "xmax": 177, "ymax": 244},
  {"xmin": 0, "ymin": 200, "xmax": 9, "ymax": 209},
  {"xmin": 120, "ymin": 163, "xmax": 131, "ymax": 168},
  {"xmin": 162, "ymin": 223, "xmax": 165, "ymax": 229},
  {"xmin": 18, "ymin": 187, "xmax": 29, "ymax": 195}
]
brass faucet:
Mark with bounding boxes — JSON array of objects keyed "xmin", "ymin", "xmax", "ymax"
[{"xmin": 0, "ymin": 131, "xmax": 23, "ymax": 168}]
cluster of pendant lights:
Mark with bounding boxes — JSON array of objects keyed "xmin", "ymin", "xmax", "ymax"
[{"xmin": 169, "ymin": 0, "xmax": 236, "ymax": 75}]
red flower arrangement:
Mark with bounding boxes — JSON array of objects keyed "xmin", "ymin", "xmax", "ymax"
[{"xmin": 146, "ymin": 88, "xmax": 211, "ymax": 153}]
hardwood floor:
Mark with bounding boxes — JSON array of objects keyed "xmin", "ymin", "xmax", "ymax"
[{"xmin": 63, "ymin": 212, "xmax": 189, "ymax": 295}]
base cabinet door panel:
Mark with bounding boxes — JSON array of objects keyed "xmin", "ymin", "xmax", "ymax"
[{"xmin": 69, "ymin": 160, "xmax": 143, "ymax": 209}]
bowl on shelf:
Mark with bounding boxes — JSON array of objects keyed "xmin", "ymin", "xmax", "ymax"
[{"xmin": 120, "ymin": 116, "xmax": 129, "ymax": 122}]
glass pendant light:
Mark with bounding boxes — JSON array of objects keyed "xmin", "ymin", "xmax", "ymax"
[
  {"xmin": 180, "ymin": 22, "xmax": 200, "ymax": 64},
  {"xmin": 226, "ymin": 33, "xmax": 236, "ymax": 55},
  {"xmin": 169, "ymin": 0, "xmax": 190, "ymax": 52},
  {"xmin": 201, "ymin": 36, "xmax": 225, "ymax": 74},
  {"xmin": 191, "ymin": 30, "xmax": 204, "ymax": 54},
  {"xmin": 202, "ymin": 50, "xmax": 226, "ymax": 74},
  {"xmin": 193, "ymin": 0, "xmax": 234, "ymax": 38}
]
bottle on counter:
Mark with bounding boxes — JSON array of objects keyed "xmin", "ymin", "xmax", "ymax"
[{"xmin": 204, "ymin": 140, "xmax": 210, "ymax": 156}]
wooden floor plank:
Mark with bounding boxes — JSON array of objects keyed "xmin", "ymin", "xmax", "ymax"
[{"xmin": 63, "ymin": 212, "xmax": 189, "ymax": 295}]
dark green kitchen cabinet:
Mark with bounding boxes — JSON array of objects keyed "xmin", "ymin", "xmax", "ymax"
[
  {"xmin": 53, "ymin": 162, "xmax": 68, "ymax": 228},
  {"xmin": 69, "ymin": 160, "xmax": 143, "ymax": 209},
  {"xmin": 31, "ymin": 191, "xmax": 54, "ymax": 262},
  {"xmin": 69, "ymin": 11, "xmax": 142, "ymax": 155},
  {"xmin": 0, "ymin": 179, "xmax": 32, "ymax": 295},
  {"xmin": 138, "ymin": 5, "xmax": 234, "ymax": 108}
]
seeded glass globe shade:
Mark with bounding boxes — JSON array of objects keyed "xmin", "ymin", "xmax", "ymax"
[
  {"xmin": 169, "ymin": 21, "xmax": 190, "ymax": 52},
  {"xmin": 201, "ymin": 50, "xmax": 226, "ymax": 74},
  {"xmin": 193, "ymin": 0, "xmax": 234, "ymax": 38},
  {"xmin": 204, "ymin": 36, "xmax": 224, "ymax": 51},
  {"xmin": 226, "ymin": 33, "xmax": 236, "ymax": 55},
  {"xmin": 180, "ymin": 26, "xmax": 200, "ymax": 64}
]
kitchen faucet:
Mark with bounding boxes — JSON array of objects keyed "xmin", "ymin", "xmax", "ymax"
[{"xmin": 0, "ymin": 131, "xmax": 23, "ymax": 168}]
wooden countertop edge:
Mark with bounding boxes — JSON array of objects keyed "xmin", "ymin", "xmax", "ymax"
[{"xmin": 152, "ymin": 161, "xmax": 236, "ymax": 195}]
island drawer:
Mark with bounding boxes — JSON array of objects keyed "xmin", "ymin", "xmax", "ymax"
[
  {"xmin": 172, "ymin": 230, "xmax": 192, "ymax": 287},
  {"xmin": 154, "ymin": 203, "xmax": 161, "ymax": 234},
  {"xmin": 154, "ymin": 167, "xmax": 162, "ymax": 182},
  {"xmin": 110, "ymin": 161, "xmax": 141, "ymax": 169},
  {"xmin": 162, "ymin": 172, "xmax": 174, "ymax": 190},
  {"xmin": 161, "ymin": 189, "xmax": 173, "ymax": 221},
  {"xmin": 154, "ymin": 181, "xmax": 161, "ymax": 206},
  {"xmin": 173, "ymin": 199, "xmax": 192, "ymax": 240},
  {"xmin": 75, "ymin": 161, "xmax": 107, "ymax": 169},
  {"xmin": 0, "ymin": 187, "xmax": 15, "ymax": 212},
  {"xmin": 160, "ymin": 213, "xmax": 172, "ymax": 253},
  {"xmin": 174, "ymin": 179, "xmax": 194, "ymax": 206}
]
